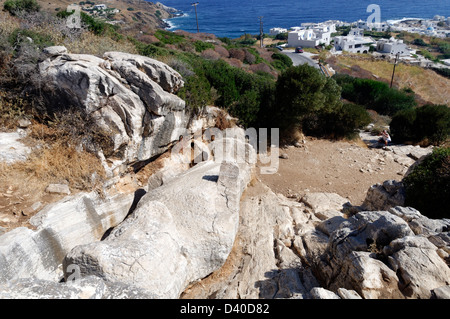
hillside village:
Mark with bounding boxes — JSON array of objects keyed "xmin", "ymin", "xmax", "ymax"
[{"xmin": 271, "ymin": 16, "xmax": 450, "ymax": 67}]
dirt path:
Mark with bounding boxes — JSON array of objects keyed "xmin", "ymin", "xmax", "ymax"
[{"xmin": 257, "ymin": 135, "xmax": 415, "ymax": 206}]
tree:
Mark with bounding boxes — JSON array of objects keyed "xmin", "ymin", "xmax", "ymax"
[
  {"xmin": 390, "ymin": 108, "xmax": 416, "ymax": 143},
  {"xmin": 403, "ymin": 147, "xmax": 450, "ymax": 219},
  {"xmin": 270, "ymin": 64, "xmax": 342, "ymax": 131},
  {"xmin": 414, "ymin": 104, "xmax": 450, "ymax": 145},
  {"xmin": 390, "ymin": 104, "xmax": 450, "ymax": 146}
]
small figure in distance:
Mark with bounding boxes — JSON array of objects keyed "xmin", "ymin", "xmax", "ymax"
[{"xmin": 379, "ymin": 129, "xmax": 391, "ymax": 149}]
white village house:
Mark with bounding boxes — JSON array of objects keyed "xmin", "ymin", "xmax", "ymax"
[
  {"xmin": 269, "ymin": 27, "xmax": 288, "ymax": 36},
  {"xmin": 376, "ymin": 38, "xmax": 413, "ymax": 56},
  {"xmin": 93, "ymin": 4, "xmax": 107, "ymax": 10},
  {"xmin": 333, "ymin": 28, "xmax": 375, "ymax": 53},
  {"xmin": 287, "ymin": 23, "xmax": 335, "ymax": 48},
  {"xmin": 356, "ymin": 19, "xmax": 389, "ymax": 32}
]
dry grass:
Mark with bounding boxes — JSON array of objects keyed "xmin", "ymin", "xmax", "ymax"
[
  {"xmin": 0, "ymin": 91, "xmax": 29, "ymax": 129},
  {"xmin": 0, "ymin": 129, "xmax": 106, "ymax": 192},
  {"xmin": 214, "ymin": 109, "xmax": 234, "ymax": 130},
  {"xmin": 333, "ymin": 55, "xmax": 450, "ymax": 105},
  {"xmin": 18, "ymin": 142, "xmax": 105, "ymax": 189},
  {"xmin": 0, "ymin": 134, "xmax": 106, "ymax": 230},
  {"xmin": 65, "ymin": 31, "xmax": 138, "ymax": 56}
]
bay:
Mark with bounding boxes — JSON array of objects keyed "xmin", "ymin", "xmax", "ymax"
[{"xmin": 155, "ymin": 0, "xmax": 450, "ymax": 38}]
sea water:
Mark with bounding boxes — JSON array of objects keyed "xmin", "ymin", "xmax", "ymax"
[{"xmin": 155, "ymin": 0, "xmax": 450, "ymax": 38}]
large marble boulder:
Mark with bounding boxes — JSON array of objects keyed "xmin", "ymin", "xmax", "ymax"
[{"xmin": 37, "ymin": 48, "xmax": 191, "ymax": 176}]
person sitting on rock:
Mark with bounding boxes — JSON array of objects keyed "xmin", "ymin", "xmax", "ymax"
[{"xmin": 379, "ymin": 130, "xmax": 391, "ymax": 147}]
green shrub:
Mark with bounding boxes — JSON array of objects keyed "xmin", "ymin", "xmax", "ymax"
[
  {"xmin": 154, "ymin": 30, "xmax": 185, "ymax": 45},
  {"xmin": 302, "ymin": 103, "xmax": 371, "ymax": 139},
  {"xmin": 193, "ymin": 40, "xmax": 215, "ymax": 53},
  {"xmin": 274, "ymin": 32, "xmax": 288, "ymax": 40},
  {"xmin": 390, "ymin": 104, "xmax": 450, "ymax": 145},
  {"xmin": 3, "ymin": 0, "xmax": 40, "ymax": 15},
  {"xmin": 412, "ymin": 38, "xmax": 428, "ymax": 46},
  {"xmin": 333, "ymin": 73, "xmax": 416, "ymax": 116},
  {"xmin": 403, "ymin": 147, "xmax": 450, "ymax": 219},
  {"xmin": 372, "ymin": 87, "xmax": 416, "ymax": 115},
  {"xmin": 414, "ymin": 104, "xmax": 450, "ymax": 145},
  {"xmin": 271, "ymin": 52, "xmax": 293, "ymax": 71},
  {"xmin": 8, "ymin": 28, "xmax": 54, "ymax": 50},
  {"xmin": 432, "ymin": 67, "xmax": 450, "ymax": 79},
  {"xmin": 390, "ymin": 108, "xmax": 416, "ymax": 143},
  {"xmin": 269, "ymin": 65, "xmax": 342, "ymax": 131},
  {"xmin": 218, "ymin": 37, "xmax": 232, "ymax": 46},
  {"xmin": 176, "ymin": 74, "xmax": 213, "ymax": 111}
]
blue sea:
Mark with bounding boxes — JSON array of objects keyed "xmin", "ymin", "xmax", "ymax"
[{"xmin": 155, "ymin": 0, "xmax": 450, "ymax": 38}]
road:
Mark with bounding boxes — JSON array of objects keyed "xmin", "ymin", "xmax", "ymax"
[{"xmin": 281, "ymin": 50, "xmax": 319, "ymax": 69}]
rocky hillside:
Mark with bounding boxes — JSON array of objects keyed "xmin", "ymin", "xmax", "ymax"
[
  {"xmin": 42, "ymin": 0, "xmax": 175, "ymax": 27},
  {"xmin": 0, "ymin": 46, "xmax": 449, "ymax": 300}
]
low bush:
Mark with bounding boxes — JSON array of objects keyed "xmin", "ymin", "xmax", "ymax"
[
  {"xmin": 271, "ymin": 52, "xmax": 293, "ymax": 71},
  {"xmin": 154, "ymin": 29, "xmax": 185, "ymax": 45},
  {"xmin": 390, "ymin": 104, "xmax": 450, "ymax": 146},
  {"xmin": 3, "ymin": 0, "xmax": 40, "ymax": 15},
  {"xmin": 193, "ymin": 40, "xmax": 215, "ymax": 53},
  {"xmin": 269, "ymin": 65, "xmax": 342, "ymax": 131},
  {"xmin": 432, "ymin": 67, "xmax": 450, "ymax": 79},
  {"xmin": 403, "ymin": 147, "xmax": 450, "ymax": 219},
  {"xmin": 333, "ymin": 73, "xmax": 416, "ymax": 116},
  {"xmin": 302, "ymin": 103, "xmax": 371, "ymax": 139},
  {"xmin": 389, "ymin": 108, "xmax": 416, "ymax": 143}
]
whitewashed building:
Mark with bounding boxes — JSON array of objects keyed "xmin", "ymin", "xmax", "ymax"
[
  {"xmin": 93, "ymin": 4, "xmax": 107, "ymax": 10},
  {"xmin": 287, "ymin": 23, "xmax": 334, "ymax": 48},
  {"xmin": 269, "ymin": 28, "xmax": 288, "ymax": 36},
  {"xmin": 356, "ymin": 19, "xmax": 389, "ymax": 32},
  {"xmin": 376, "ymin": 38, "xmax": 412, "ymax": 56},
  {"xmin": 333, "ymin": 28, "xmax": 375, "ymax": 53}
]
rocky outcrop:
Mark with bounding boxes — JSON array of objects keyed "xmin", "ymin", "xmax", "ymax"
[
  {"xmin": 0, "ymin": 276, "xmax": 155, "ymax": 299},
  {"xmin": 37, "ymin": 47, "xmax": 194, "ymax": 177},
  {"xmin": 0, "ymin": 190, "xmax": 135, "ymax": 283},
  {"xmin": 182, "ymin": 179, "xmax": 450, "ymax": 299},
  {"xmin": 63, "ymin": 145, "xmax": 255, "ymax": 298},
  {"xmin": 361, "ymin": 180, "xmax": 405, "ymax": 211},
  {"xmin": 58, "ymin": 128, "xmax": 256, "ymax": 298}
]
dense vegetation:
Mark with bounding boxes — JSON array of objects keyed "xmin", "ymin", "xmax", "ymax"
[
  {"xmin": 332, "ymin": 73, "xmax": 417, "ymax": 116},
  {"xmin": 390, "ymin": 104, "xmax": 450, "ymax": 145},
  {"xmin": 3, "ymin": 0, "xmax": 40, "ymax": 15},
  {"xmin": 403, "ymin": 147, "xmax": 450, "ymax": 219}
]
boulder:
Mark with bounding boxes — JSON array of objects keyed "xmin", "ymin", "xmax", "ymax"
[
  {"xmin": 316, "ymin": 211, "xmax": 414, "ymax": 298},
  {"xmin": 361, "ymin": 180, "xmax": 405, "ymax": 211},
  {"xmin": 0, "ymin": 191, "xmax": 135, "ymax": 283},
  {"xmin": 45, "ymin": 184, "xmax": 71, "ymax": 195},
  {"xmin": 384, "ymin": 236, "xmax": 450, "ymax": 299},
  {"xmin": 63, "ymin": 151, "xmax": 254, "ymax": 298},
  {"xmin": 388, "ymin": 206, "xmax": 450, "ymax": 235},
  {"xmin": 328, "ymin": 211, "xmax": 414, "ymax": 261},
  {"xmin": 37, "ymin": 48, "xmax": 190, "ymax": 175},
  {"xmin": 43, "ymin": 46, "xmax": 68, "ymax": 56},
  {"xmin": 301, "ymin": 192, "xmax": 349, "ymax": 218},
  {"xmin": 309, "ymin": 287, "xmax": 340, "ymax": 299},
  {"xmin": 337, "ymin": 288, "xmax": 362, "ymax": 299},
  {"xmin": 337, "ymin": 251, "xmax": 404, "ymax": 299},
  {"xmin": 431, "ymin": 285, "xmax": 450, "ymax": 299},
  {"xmin": 0, "ymin": 276, "xmax": 155, "ymax": 299}
]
